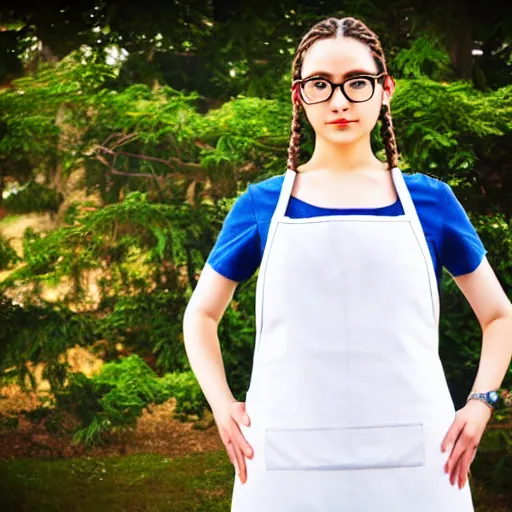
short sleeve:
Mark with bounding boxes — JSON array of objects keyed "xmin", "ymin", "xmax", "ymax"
[
  {"xmin": 205, "ymin": 188, "xmax": 261, "ymax": 282},
  {"xmin": 439, "ymin": 183, "xmax": 487, "ymax": 276}
]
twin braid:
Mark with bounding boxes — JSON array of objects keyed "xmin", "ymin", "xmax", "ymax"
[{"xmin": 286, "ymin": 17, "xmax": 399, "ymax": 172}]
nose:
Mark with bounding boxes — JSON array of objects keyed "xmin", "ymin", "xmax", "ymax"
[{"xmin": 330, "ymin": 85, "xmax": 350, "ymax": 110}]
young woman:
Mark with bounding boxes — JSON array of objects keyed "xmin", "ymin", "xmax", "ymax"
[{"xmin": 182, "ymin": 16, "xmax": 512, "ymax": 511}]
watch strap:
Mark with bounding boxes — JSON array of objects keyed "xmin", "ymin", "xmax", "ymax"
[{"xmin": 466, "ymin": 390, "xmax": 500, "ymax": 410}]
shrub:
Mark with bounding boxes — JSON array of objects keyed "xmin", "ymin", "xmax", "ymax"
[
  {"xmin": 0, "ymin": 235, "xmax": 19, "ymax": 270},
  {"xmin": 51, "ymin": 354, "xmax": 207, "ymax": 446}
]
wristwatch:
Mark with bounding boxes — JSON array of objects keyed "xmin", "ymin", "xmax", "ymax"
[{"xmin": 466, "ymin": 390, "xmax": 500, "ymax": 410}]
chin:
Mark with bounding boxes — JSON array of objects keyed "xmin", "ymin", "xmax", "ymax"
[{"xmin": 325, "ymin": 131, "xmax": 363, "ymax": 144}]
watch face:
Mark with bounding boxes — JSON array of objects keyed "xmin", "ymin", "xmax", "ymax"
[{"xmin": 489, "ymin": 391, "xmax": 499, "ymax": 403}]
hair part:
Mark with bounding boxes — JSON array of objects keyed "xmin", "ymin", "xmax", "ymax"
[{"xmin": 287, "ymin": 17, "xmax": 399, "ymax": 172}]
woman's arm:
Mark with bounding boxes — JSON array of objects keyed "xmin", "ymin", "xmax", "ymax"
[
  {"xmin": 441, "ymin": 256, "xmax": 512, "ymax": 489},
  {"xmin": 182, "ymin": 263, "xmax": 239, "ymax": 413},
  {"xmin": 452, "ymin": 256, "xmax": 512, "ymax": 395},
  {"xmin": 183, "ymin": 264, "xmax": 254, "ymax": 483}
]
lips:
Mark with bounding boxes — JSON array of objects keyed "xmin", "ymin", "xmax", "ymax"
[{"xmin": 328, "ymin": 119, "xmax": 356, "ymax": 125}]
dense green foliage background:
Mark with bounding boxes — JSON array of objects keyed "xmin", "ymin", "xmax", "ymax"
[{"xmin": 0, "ymin": 1, "xmax": 511, "ymax": 455}]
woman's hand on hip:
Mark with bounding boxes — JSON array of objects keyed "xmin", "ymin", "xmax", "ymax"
[
  {"xmin": 441, "ymin": 399, "xmax": 493, "ymax": 489},
  {"xmin": 213, "ymin": 400, "xmax": 253, "ymax": 484}
]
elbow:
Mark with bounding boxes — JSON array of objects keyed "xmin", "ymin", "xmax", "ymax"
[
  {"xmin": 182, "ymin": 301, "xmax": 216, "ymax": 339},
  {"xmin": 481, "ymin": 303, "xmax": 512, "ymax": 332},
  {"xmin": 495, "ymin": 302, "xmax": 512, "ymax": 323}
]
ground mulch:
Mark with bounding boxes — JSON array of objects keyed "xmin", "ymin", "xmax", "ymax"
[{"xmin": 0, "ymin": 383, "xmax": 223, "ymax": 460}]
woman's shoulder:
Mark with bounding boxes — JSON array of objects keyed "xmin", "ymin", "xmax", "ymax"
[
  {"xmin": 403, "ymin": 171, "xmax": 448, "ymax": 192},
  {"xmin": 246, "ymin": 170, "xmax": 453, "ymax": 209},
  {"xmin": 403, "ymin": 170, "xmax": 486, "ymax": 276},
  {"xmin": 250, "ymin": 170, "xmax": 448, "ymax": 192},
  {"xmin": 247, "ymin": 174, "xmax": 285, "ymax": 214},
  {"xmin": 403, "ymin": 171, "xmax": 451, "ymax": 208},
  {"xmin": 249, "ymin": 173, "xmax": 286, "ymax": 194}
]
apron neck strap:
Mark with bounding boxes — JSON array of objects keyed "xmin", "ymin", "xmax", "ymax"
[
  {"xmin": 390, "ymin": 167, "xmax": 416, "ymax": 218},
  {"xmin": 273, "ymin": 169, "xmax": 297, "ymax": 219},
  {"xmin": 273, "ymin": 167, "xmax": 416, "ymax": 220}
]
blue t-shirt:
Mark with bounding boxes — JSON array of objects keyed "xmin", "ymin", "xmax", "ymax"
[{"xmin": 206, "ymin": 172, "xmax": 487, "ymax": 286}]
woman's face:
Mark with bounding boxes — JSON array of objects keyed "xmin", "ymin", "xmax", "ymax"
[{"xmin": 295, "ymin": 37, "xmax": 392, "ymax": 145}]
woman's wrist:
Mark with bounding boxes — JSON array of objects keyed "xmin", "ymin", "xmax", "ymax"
[
  {"xmin": 211, "ymin": 393, "xmax": 238, "ymax": 415},
  {"xmin": 464, "ymin": 396, "xmax": 495, "ymax": 421}
]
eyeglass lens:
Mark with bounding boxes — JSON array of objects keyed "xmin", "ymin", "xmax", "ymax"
[{"xmin": 303, "ymin": 77, "xmax": 374, "ymax": 103}]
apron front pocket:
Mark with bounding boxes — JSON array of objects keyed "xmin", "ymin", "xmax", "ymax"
[{"xmin": 265, "ymin": 423, "xmax": 425, "ymax": 471}]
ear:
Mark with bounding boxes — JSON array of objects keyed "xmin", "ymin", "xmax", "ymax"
[{"xmin": 382, "ymin": 75, "xmax": 395, "ymax": 106}]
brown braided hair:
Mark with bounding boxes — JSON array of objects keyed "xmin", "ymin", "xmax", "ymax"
[{"xmin": 287, "ymin": 17, "xmax": 399, "ymax": 172}]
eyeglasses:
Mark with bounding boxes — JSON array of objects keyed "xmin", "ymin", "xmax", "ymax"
[{"xmin": 293, "ymin": 73, "xmax": 387, "ymax": 105}]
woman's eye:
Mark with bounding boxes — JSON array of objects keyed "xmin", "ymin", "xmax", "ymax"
[
  {"xmin": 313, "ymin": 81, "xmax": 327, "ymax": 89},
  {"xmin": 349, "ymin": 80, "xmax": 368, "ymax": 89}
]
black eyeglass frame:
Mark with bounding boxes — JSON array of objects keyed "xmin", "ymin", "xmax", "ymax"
[{"xmin": 293, "ymin": 72, "xmax": 387, "ymax": 105}]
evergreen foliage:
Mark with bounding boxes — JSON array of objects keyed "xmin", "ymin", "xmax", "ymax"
[
  {"xmin": 51, "ymin": 355, "xmax": 206, "ymax": 446},
  {"xmin": 0, "ymin": 24, "xmax": 510, "ymax": 446}
]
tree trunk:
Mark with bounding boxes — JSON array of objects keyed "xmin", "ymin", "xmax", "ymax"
[{"xmin": 446, "ymin": 0, "xmax": 473, "ymax": 80}]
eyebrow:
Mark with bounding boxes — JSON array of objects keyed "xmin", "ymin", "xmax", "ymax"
[{"xmin": 304, "ymin": 69, "xmax": 378, "ymax": 80}]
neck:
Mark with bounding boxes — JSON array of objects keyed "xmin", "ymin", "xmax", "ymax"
[{"xmin": 301, "ymin": 134, "xmax": 387, "ymax": 174}]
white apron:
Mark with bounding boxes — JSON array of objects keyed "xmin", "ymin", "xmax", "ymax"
[{"xmin": 230, "ymin": 167, "xmax": 475, "ymax": 512}]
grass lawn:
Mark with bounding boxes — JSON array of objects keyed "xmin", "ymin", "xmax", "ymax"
[
  {"xmin": 0, "ymin": 428, "xmax": 510, "ymax": 512},
  {"xmin": 0, "ymin": 450, "xmax": 235, "ymax": 512}
]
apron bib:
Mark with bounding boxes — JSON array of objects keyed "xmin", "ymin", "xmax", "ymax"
[{"xmin": 231, "ymin": 167, "xmax": 474, "ymax": 511}]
